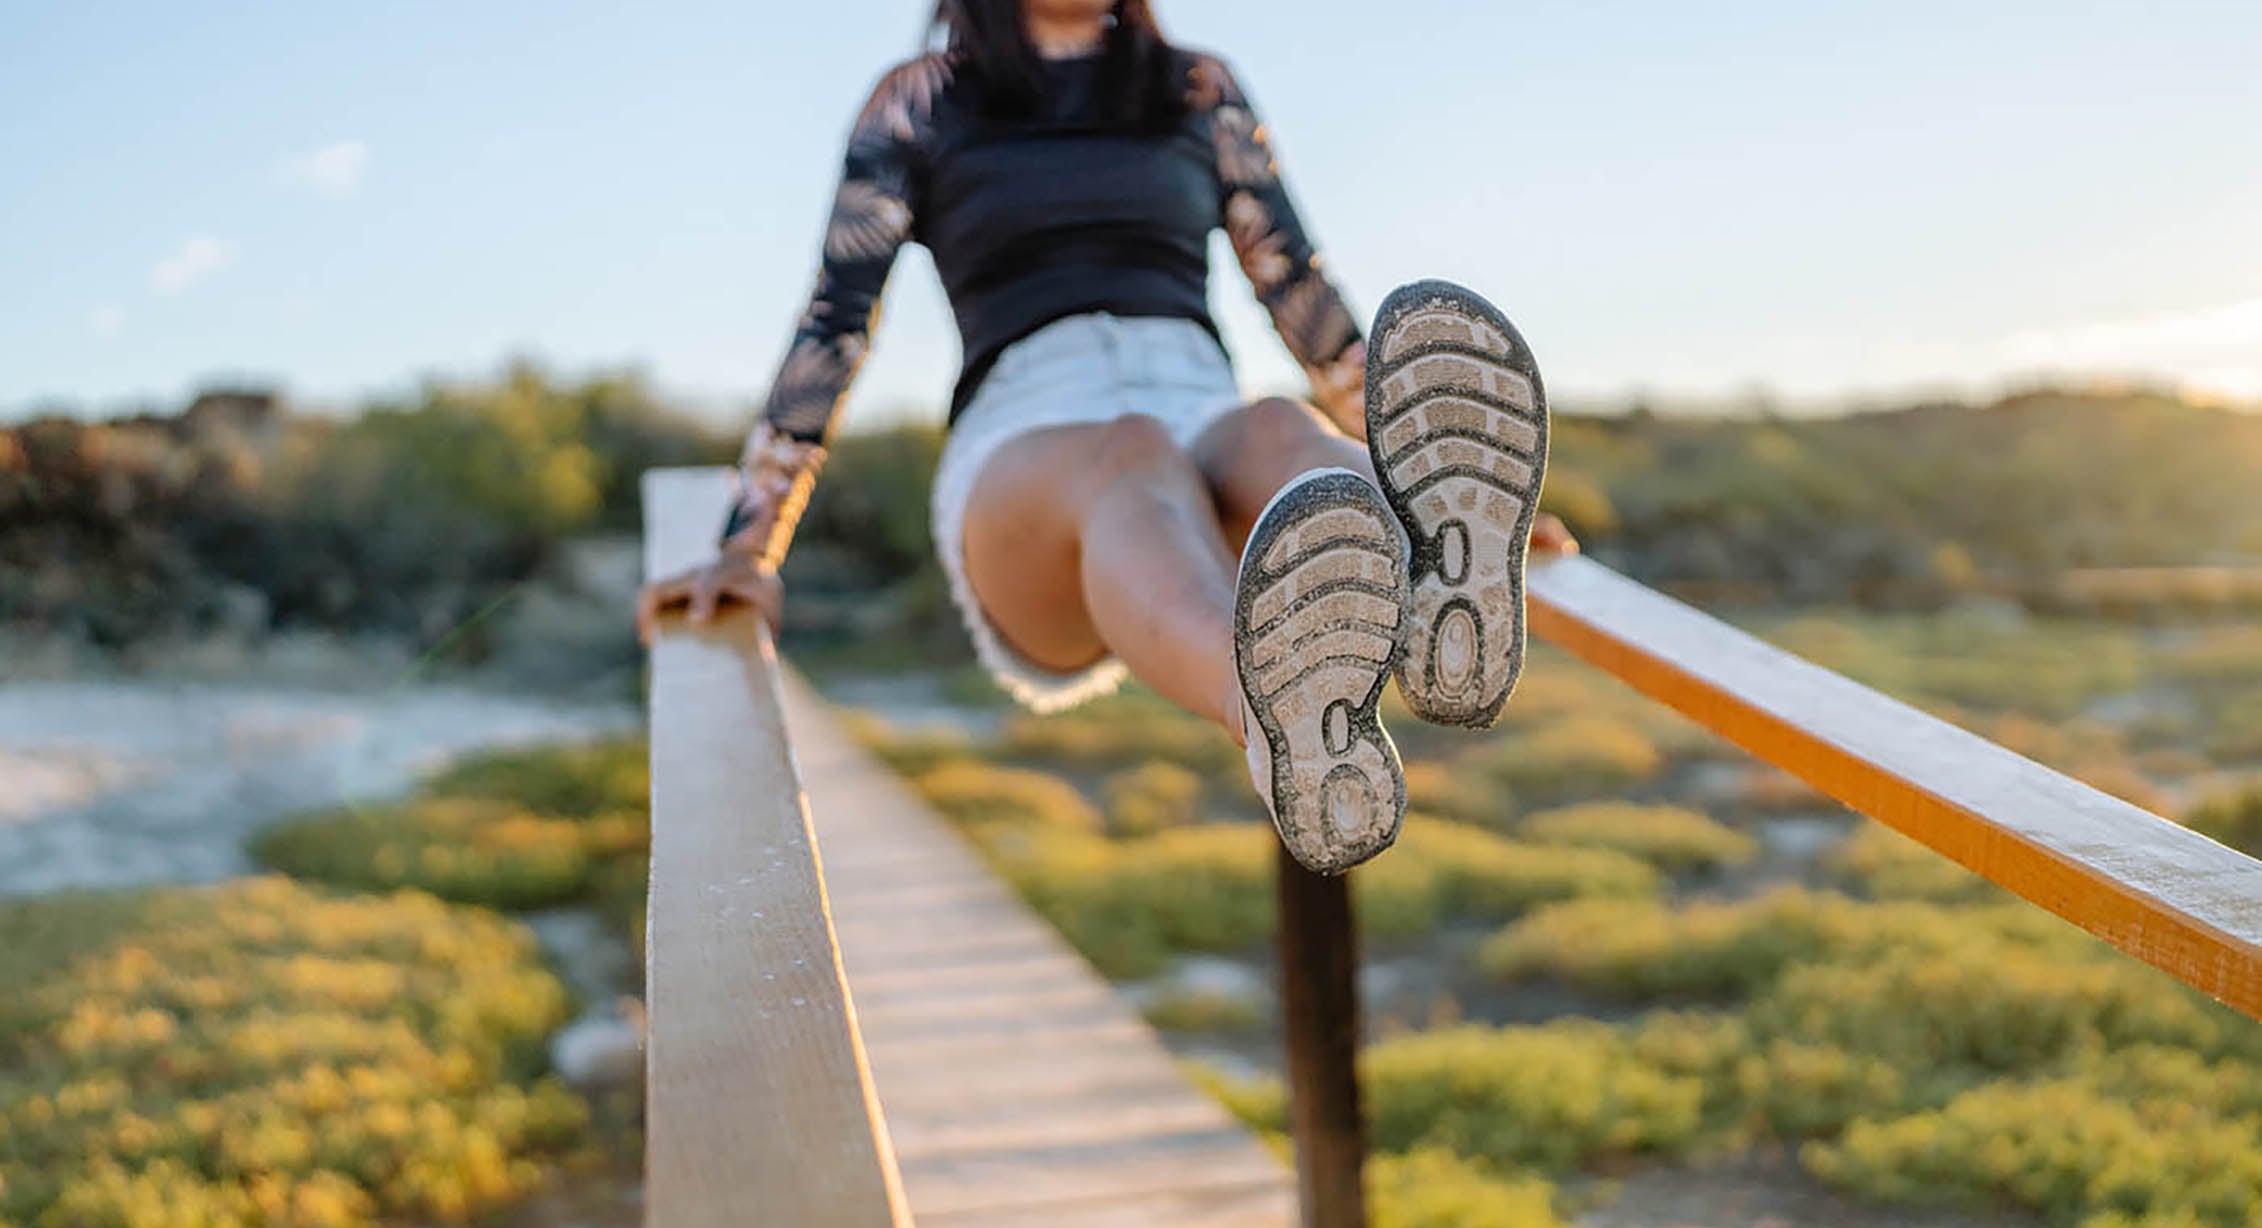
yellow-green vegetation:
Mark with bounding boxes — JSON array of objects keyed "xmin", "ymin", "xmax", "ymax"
[
  {"xmin": 1480, "ymin": 889, "xmax": 2084, "ymax": 1001},
  {"xmin": 1764, "ymin": 613, "xmax": 2147, "ymax": 720},
  {"xmin": 1825, "ymin": 823, "xmax": 1995, "ymax": 902},
  {"xmin": 251, "ymin": 740, "xmax": 653, "ymax": 935},
  {"xmin": 1139, "ymin": 986, "xmax": 1264, "ymax": 1033},
  {"xmin": 0, "ymin": 878, "xmax": 587, "ymax": 1227},
  {"xmin": 1189, "ymin": 1067, "xmax": 1571, "ymax": 1228},
  {"xmin": 250, "ymin": 799, "xmax": 645, "ymax": 912},
  {"xmin": 1368, "ymin": 1148, "xmax": 1565, "ymax": 1228},
  {"xmin": 909, "ymin": 757, "xmax": 1659, "ymax": 976},
  {"xmin": 1517, "ymin": 802, "xmax": 1758, "ymax": 873},
  {"xmin": 417, "ymin": 740, "xmax": 647, "ymax": 817},
  {"xmin": 1468, "ymin": 715, "xmax": 1664, "ymax": 797},
  {"xmin": 1458, "ymin": 887, "xmax": 2262, "ymax": 1225},
  {"xmin": 1400, "ymin": 761, "xmax": 1511, "ymax": 828},
  {"xmin": 915, "ymin": 760, "xmax": 1105, "ymax": 833},
  {"xmin": 998, "ymin": 703, "xmax": 1244, "ymax": 779},
  {"xmin": 837, "ymin": 711, "xmax": 977, "ymax": 777},
  {"xmin": 1102, "ymin": 760, "xmax": 1205, "ymax": 836},
  {"xmin": 2187, "ymin": 782, "xmax": 2262, "ymax": 857}
]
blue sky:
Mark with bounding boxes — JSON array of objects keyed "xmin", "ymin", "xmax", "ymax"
[{"xmin": 4, "ymin": 0, "xmax": 2260, "ymax": 428}]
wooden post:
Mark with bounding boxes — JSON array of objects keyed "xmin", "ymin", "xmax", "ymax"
[{"xmin": 1276, "ymin": 844, "xmax": 1367, "ymax": 1228}]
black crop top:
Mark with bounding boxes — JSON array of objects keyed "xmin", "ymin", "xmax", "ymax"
[{"xmin": 755, "ymin": 48, "xmax": 1362, "ymax": 445}]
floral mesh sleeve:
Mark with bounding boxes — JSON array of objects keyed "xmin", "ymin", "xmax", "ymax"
[
  {"xmin": 1192, "ymin": 55, "xmax": 1364, "ymax": 413},
  {"xmin": 754, "ymin": 55, "xmax": 949, "ymax": 447}
]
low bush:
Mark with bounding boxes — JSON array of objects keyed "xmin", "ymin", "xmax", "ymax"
[
  {"xmin": 250, "ymin": 798, "xmax": 644, "ymax": 912},
  {"xmin": 997, "ymin": 704, "xmax": 1243, "ymax": 778},
  {"xmin": 0, "ymin": 879, "xmax": 585, "ymax": 1227},
  {"xmin": 913, "ymin": 761, "xmax": 1104, "ymax": 834},
  {"xmin": 1368, "ymin": 1148, "xmax": 1564, "ymax": 1228},
  {"xmin": 2185, "ymin": 782, "xmax": 2262, "ymax": 857},
  {"xmin": 1517, "ymin": 802, "xmax": 1758, "ymax": 873},
  {"xmin": 1103, "ymin": 760, "xmax": 1205, "ymax": 836},
  {"xmin": 1825, "ymin": 823, "xmax": 1994, "ymax": 902},
  {"xmin": 1807, "ymin": 1079, "xmax": 2262, "ymax": 1227},
  {"xmin": 1483, "ymin": 890, "xmax": 2101, "ymax": 1004},
  {"xmin": 1140, "ymin": 985, "xmax": 1265, "ymax": 1033},
  {"xmin": 963, "ymin": 809, "xmax": 1654, "ymax": 976},
  {"xmin": 838, "ymin": 711, "xmax": 980, "ymax": 777},
  {"xmin": 417, "ymin": 738, "xmax": 648, "ymax": 818},
  {"xmin": 1470, "ymin": 716, "xmax": 1664, "ymax": 797},
  {"xmin": 1400, "ymin": 762, "xmax": 1512, "ymax": 828},
  {"xmin": 1363, "ymin": 1022, "xmax": 1707, "ymax": 1172}
]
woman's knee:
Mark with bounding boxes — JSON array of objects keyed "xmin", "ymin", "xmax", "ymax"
[
  {"xmin": 1088, "ymin": 412, "xmax": 1195, "ymax": 485},
  {"xmin": 1240, "ymin": 396, "xmax": 1330, "ymax": 452}
]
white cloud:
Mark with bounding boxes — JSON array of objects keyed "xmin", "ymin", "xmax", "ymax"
[
  {"xmin": 278, "ymin": 140, "xmax": 369, "ymax": 198},
  {"xmin": 150, "ymin": 237, "xmax": 235, "ymax": 294},
  {"xmin": 90, "ymin": 305, "xmax": 124, "ymax": 337}
]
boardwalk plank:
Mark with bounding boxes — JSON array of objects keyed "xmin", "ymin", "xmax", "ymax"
[{"xmin": 777, "ymin": 667, "xmax": 1294, "ymax": 1226}]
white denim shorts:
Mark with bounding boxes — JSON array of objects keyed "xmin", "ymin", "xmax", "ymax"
[{"xmin": 931, "ymin": 312, "xmax": 1245, "ymax": 713}]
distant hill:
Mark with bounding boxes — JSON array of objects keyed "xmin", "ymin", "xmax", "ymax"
[{"xmin": 7, "ymin": 376, "xmax": 2256, "ymax": 660}]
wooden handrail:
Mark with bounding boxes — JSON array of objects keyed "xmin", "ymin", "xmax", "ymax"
[
  {"xmin": 641, "ymin": 469, "xmax": 913, "ymax": 1228},
  {"xmin": 1528, "ymin": 553, "xmax": 2262, "ymax": 1019}
]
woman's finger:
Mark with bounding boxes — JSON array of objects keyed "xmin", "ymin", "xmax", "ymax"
[
  {"xmin": 687, "ymin": 567, "xmax": 722, "ymax": 624},
  {"xmin": 635, "ymin": 577, "xmax": 687, "ymax": 645},
  {"xmin": 1530, "ymin": 513, "xmax": 1579, "ymax": 556}
]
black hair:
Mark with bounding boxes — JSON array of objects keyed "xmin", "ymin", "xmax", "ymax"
[{"xmin": 933, "ymin": 0, "xmax": 1188, "ymax": 133}]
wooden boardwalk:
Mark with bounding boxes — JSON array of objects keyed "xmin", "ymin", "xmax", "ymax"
[{"xmin": 777, "ymin": 670, "xmax": 1295, "ymax": 1227}]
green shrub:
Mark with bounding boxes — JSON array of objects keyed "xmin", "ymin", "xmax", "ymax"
[
  {"xmin": 1807, "ymin": 1080, "xmax": 2262, "ymax": 1227},
  {"xmin": 1401, "ymin": 761, "xmax": 1512, "ymax": 828},
  {"xmin": 1103, "ymin": 761, "xmax": 1205, "ymax": 836},
  {"xmin": 251, "ymin": 798, "xmax": 645, "ymax": 911},
  {"xmin": 1481, "ymin": 893, "xmax": 1835, "ymax": 1001},
  {"xmin": 1368, "ymin": 1148, "xmax": 1564, "ymax": 1228},
  {"xmin": 1360, "ymin": 819, "xmax": 1659, "ymax": 944},
  {"xmin": 1363, "ymin": 1023, "xmax": 1706, "ymax": 1172},
  {"xmin": 1471, "ymin": 716, "xmax": 1664, "ymax": 796},
  {"xmin": 838, "ymin": 711, "xmax": 981, "ymax": 777},
  {"xmin": 1141, "ymin": 986, "xmax": 1265, "ymax": 1032},
  {"xmin": 1751, "ymin": 948, "xmax": 2237, "ymax": 1081},
  {"xmin": 1826, "ymin": 823, "xmax": 1994, "ymax": 902},
  {"xmin": 2184, "ymin": 783, "xmax": 2262, "ymax": 858},
  {"xmin": 420, "ymin": 739, "xmax": 647, "ymax": 818},
  {"xmin": 992, "ymin": 824, "xmax": 1272, "ymax": 978},
  {"xmin": 998, "ymin": 706, "xmax": 1243, "ymax": 777},
  {"xmin": 1517, "ymin": 802, "xmax": 1757, "ymax": 872},
  {"xmin": 913, "ymin": 761, "xmax": 1104, "ymax": 833},
  {"xmin": 0, "ymin": 879, "xmax": 585, "ymax": 1227},
  {"xmin": 1183, "ymin": 1063, "xmax": 1285, "ymax": 1137},
  {"xmin": 1483, "ymin": 890, "xmax": 2097, "ymax": 1004},
  {"xmin": 968, "ymin": 810, "xmax": 1652, "ymax": 976}
]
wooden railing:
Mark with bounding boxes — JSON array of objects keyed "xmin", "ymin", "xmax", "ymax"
[
  {"xmin": 641, "ymin": 469, "xmax": 912, "ymax": 1228},
  {"xmin": 1528, "ymin": 555, "xmax": 2262, "ymax": 1019},
  {"xmin": 641, "ymin": 465, "xmax": 2262, "ymax": 1227}
]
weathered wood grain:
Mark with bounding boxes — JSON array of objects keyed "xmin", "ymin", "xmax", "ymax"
[
  {"xmin": 641, "ymin": 469, "xmax": 911, "ymax": 1227},
  {"xmin": 1528, "ymin": 553, "xmax": 2262, "ymax": 1018},
  {"xmin": 778, "ymin": 665, "xmax": 1295, "ymax": 1226}
]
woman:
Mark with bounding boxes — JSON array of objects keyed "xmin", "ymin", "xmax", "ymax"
[{"xmin": 640, "ymin": 0, "xmax": 1571, "ymax": 874}]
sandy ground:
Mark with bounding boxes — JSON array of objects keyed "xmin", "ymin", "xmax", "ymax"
[{"xmin": 0, "ymin": 679, "xmax": 637, "ymax": 896}]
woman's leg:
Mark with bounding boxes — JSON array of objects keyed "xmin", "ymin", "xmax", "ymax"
[
  {"xmin": 1189, "ymin": 396, "xmax": 1377, "ymax": 551},
  {"xmin": 961, "ymin": 413, "xmax": 1243, "ymax": 730}
]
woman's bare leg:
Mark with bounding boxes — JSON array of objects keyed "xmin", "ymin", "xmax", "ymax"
[
  {"xmin": 961, "ymin": 413, "xmax": 1242, "ymax": 730},
  {"xmin": 1189, "ymin": 396, "xmax": 1377, "ymax": 552}
]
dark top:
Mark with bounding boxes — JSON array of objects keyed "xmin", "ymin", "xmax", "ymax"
[{"xmin": 755, "ymin": 48, "xmax": 1362, "ymax": 444}]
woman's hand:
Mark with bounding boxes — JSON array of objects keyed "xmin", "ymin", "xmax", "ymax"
[
  {"xmin": 1531, "ymin": 512, "xmax": 1578, "ymax": 557},
  {"xmin": 636, "ymin": 552, "xmax": 784, "ymax": 645}
]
